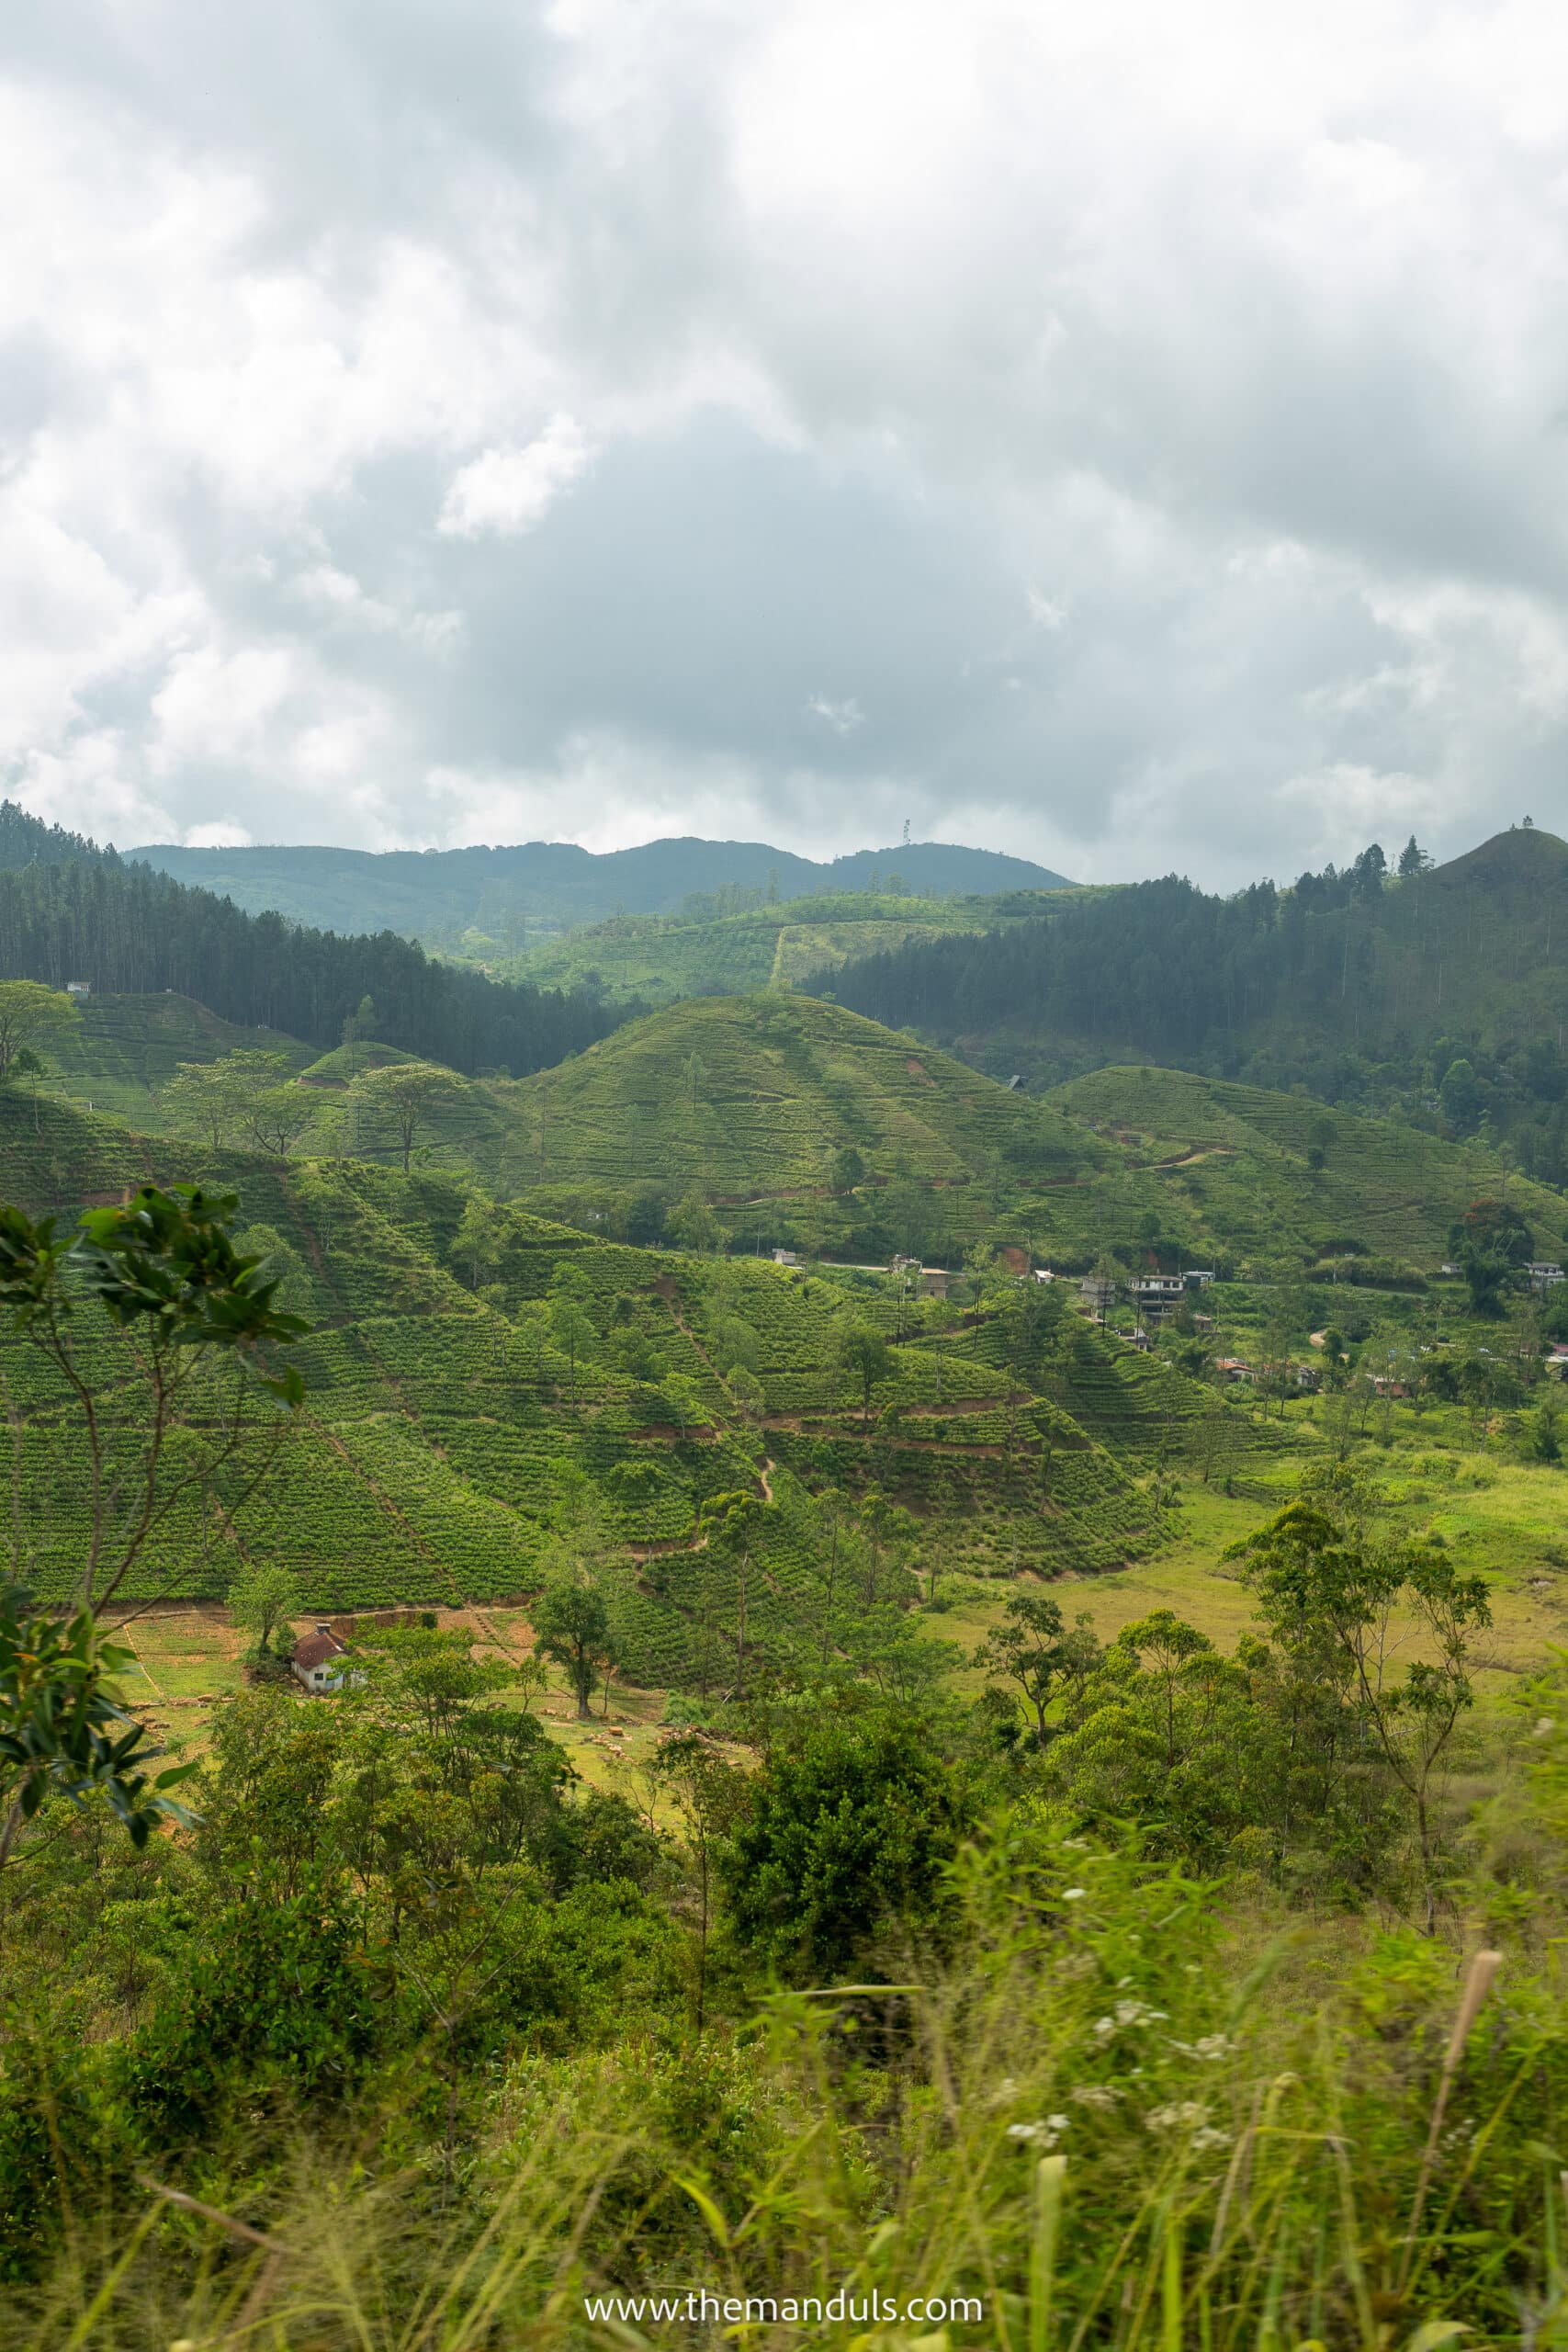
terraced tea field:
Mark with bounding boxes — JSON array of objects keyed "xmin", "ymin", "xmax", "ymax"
[
  {"xmin": 0, "ymin": 1091, "xmax": 1180, "ymax": 1685},
  {"xmin": 41, "ymin": 991, "xmax": 314, "ymax": 1120},
  {"xmin": 503, "ymin": 993, "xmax": 1108, "ymax": 1203},
  {"xmin": 1052, "ymin": 1065, "xmax": 1568, "ymax": 1266}
]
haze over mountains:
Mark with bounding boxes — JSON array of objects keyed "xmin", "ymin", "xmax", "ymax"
[{"xmin": 130, "ymin": 836, "xmax": 1074, "ymax": 952}]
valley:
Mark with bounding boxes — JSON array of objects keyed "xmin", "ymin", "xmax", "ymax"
[{"xmin": 8, "ymin": 813, "xmax": 1568, "ymax": 2348}]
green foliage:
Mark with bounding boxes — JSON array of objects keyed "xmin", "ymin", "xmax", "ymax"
[
  {"xmin": 0, "ymin": 1590, "xmax": 196, "ymax": 1870},
  {"xmin": 533, "ymin": 1577, "xmax": 614, "ymax": 1719},
  {"xmin": 228, "ymin": 1559, "xmax": 300, "ymax": 1655},
  {"xmin": 116, "ymin": 1878, "xmax": 383, "ymax": 2135},
  {"xmin": 1449, "ymin": 1194, "xmax": 1535, "ymax": 1313},
  {"xmin": 838, "ymin": 1321, "xmax": 891, "ymax": 1423},
  {"xmin": 0, "ymin": 982, "xmax": 80, "ymax": 1085},
  {"xmin": 351, "ymin": 1058, "xmax": 470, "ymax": 1173},
  {"xmin": 720, "ymin": 1713, "xmax": 978, "ymax": 1979},
  {"xmin": 976, "ymin": 1590, "xmax": 1103, "ymax": 1747}
]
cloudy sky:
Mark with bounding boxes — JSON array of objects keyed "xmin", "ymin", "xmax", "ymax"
[{"xmin": 6, "ymin": 0, "xmax": 1568, "ymax": 888}]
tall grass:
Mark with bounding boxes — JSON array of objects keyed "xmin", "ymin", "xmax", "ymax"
[{"xmin": 11, "ymin": 1825, "xmax": 1559, "ymax": 2349}]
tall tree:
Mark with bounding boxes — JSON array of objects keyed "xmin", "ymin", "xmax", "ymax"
[
  {"xmin": 532, "ymin": 1577, "xmax": 614, "ymax": 1721},
  {"xmin": 839, "ymin": 1322, "xmax": 892, "ymax": 1425},
  {"xmin": 353, "ymin": 1060, "xmax": 468, "ymax": 1173},
  {"xmin": 0, "ymin": 981, "xmax": 79, "ymax": 1084}
]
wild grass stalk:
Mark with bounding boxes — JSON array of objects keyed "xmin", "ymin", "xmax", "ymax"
[{"xmin": 14, "ymin": 1901, "xmax": 1540, "ymax": 2352}]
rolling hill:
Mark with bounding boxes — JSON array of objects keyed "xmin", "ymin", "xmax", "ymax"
[
  {"xmin": 1050, "ymin": 1065, "xmax": 1568, "ymax": 1269},
  {"xmin": 128, "ymin": 834, "xmax": 1074, "ymax": 953},
  {"xmin": 35, "ymin": 983, "xmax": 1558, "ymax": 1283},
  {"xmin": 501, "ymin": 992, "xmax": 1111, "ymax": 1207},
  {"xmin": 42, "ymin": 989, "xmax": 315, "ymax": 1121},
  {"xmin": 481, "ymin": 996, "xmax": 1560, "ymax": 1276},
  {"xmin": 0, "ymin": 1087, "xmax": 1176, "ymax": 1677},
  {"xmin": 0, "ymin": 801, "xmax": 627, "ymax": 1078}
]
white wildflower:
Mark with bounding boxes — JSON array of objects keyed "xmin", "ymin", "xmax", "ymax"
[
  {"xmin": 1145, "ymin": 2102, "xmax": 1209, "ymax": 2134},
  {"xmin": 1061, "ymin": 1837, "xmax": 1090, "ymax": 1850},
  {"xmin": 1190, "ymin": 2125, "xmax": 1233, "ymax": 2153},
  {"xmin": 1062, "ymin": 1887, "xmax": 1088, "ymax": 1901},
  {"xmin": 1070, "ymin": 2086, "xmax": 1122, "ymax": 2110},
  {"xmin": 1168, "ymin": 2033, "xmax": 1233, "ymax": 2062},
  {"xmin": 1533, "ymin": 1717, "xmax": 1556, "ymax": 1739},
  {"xmin": 1008, "ymin": 2116, "xmax": 1070, "ymax": 2149}
]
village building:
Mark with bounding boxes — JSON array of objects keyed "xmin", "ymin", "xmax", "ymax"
[
  {"xmin": 1183, "ymin": 1268, "xmax": 1216, "ymax": 1289},
  {"xmin": 1080, "ymin": 1273, "xmax": 1117, "ymax": 1313},
  {"xmin": 771, "ymin": 1248, "xmax": 799, "ymax": 1267},
  {"xmin": 1132, "ymin": 1273, "xmax": 1185, "ymax": 1310},
  {"xmin": 64, "ymin": 980, "xmax": 91, "ymax": 998},
  {"xmin": 290, "ymin": 1623, "xmax": 357, "ymax": 1695},
  {"xmin": 1527, "ymin": 1261, "xmax": 1566, "ymax": 1293}
]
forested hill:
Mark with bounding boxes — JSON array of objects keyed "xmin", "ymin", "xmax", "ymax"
[
  {"xmin": 821, "ymin": 827, "xmax": 1568, "ymax": 1119},
  {"xmin": 0, "ymin": 802, "xmax": 626, "ymax": 1078},
  {"xmin": 128, "ymin": 833, "xmax": 1073, "ymax": 950}
]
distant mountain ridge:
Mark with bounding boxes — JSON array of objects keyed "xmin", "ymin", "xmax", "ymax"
[{"xmin": 128, "ymin": 834, "xmax": 1074, "ymax": 950}]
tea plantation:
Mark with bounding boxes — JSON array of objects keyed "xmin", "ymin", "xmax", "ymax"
[
  {"xmin": 0, "ymin": 1089, "xmax": 1189, "ymax": 1684},
  {"xmin": 502, "ymin": 990, "xmax": 1110, "ymax": 1202},
  {"xmin": 491, "ymin": 888, "xmax": 1051, "ymax": 1006},
  {"xmin": 1052, "ymin": 1064, "xmax": 1568, "ymax": 1266}
]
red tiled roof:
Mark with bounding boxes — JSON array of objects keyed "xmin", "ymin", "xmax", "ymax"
[{"xmin": 293, "ymin": 1630, "xmax": 347, "ymax": 1670}]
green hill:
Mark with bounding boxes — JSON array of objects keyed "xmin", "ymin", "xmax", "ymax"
[
  {"xmin": 0, "ymin": 1088, "xmax": 1176, "ymax": 1675},
  {"xmin": 34, "ymin": 986, "xmax": 1557, "ymax": 1283},
  {"xmin": 126, "ymin": 834, "xmax": 1074, "ymax": 952},
  {"xmin": 502, "ymin": 991, "xmax": 1111, "ymax": 1207},
  {"xmin": 488, "ymin": 995, "xmax": 1561, "ymax": 1277},
  {"xmin": 1051, "ymin": 1065, "xmax": 1568, "ymax": 1269},
  {"xmin": 41, "ymin": 990, "xmax": 314, "ymax": 1120},
  {"xmin": 491, "ymin": 889, "xmax": 1067, "ymax": 1008},
  {"xmin": 822, "ymin": 826, "xmax": 1568, "ymax": 1170},
  {"xmin": 0, "ymin": 802, "xmax": 626, "ymax": 1078}
]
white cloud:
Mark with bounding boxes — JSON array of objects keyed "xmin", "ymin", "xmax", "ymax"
[
  {"xmin": 185, "ymin": 820, "xmax": 253, "ymax": 847},
  {"xmin": 5, "ymin": 1, "xmax": 1568, "ymax": 882},
  {"xmin": 806, "ymin": 694, "xmax": 865, "ymax": 736},
  {"xmin": 438, "ymin": 414, "xmax": 594, "ymax": 538}
]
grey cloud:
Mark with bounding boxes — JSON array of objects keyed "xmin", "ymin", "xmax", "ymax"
[{"xmin": 6, "ymin": 1, "xmax": 1568, "ymax": 886}]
